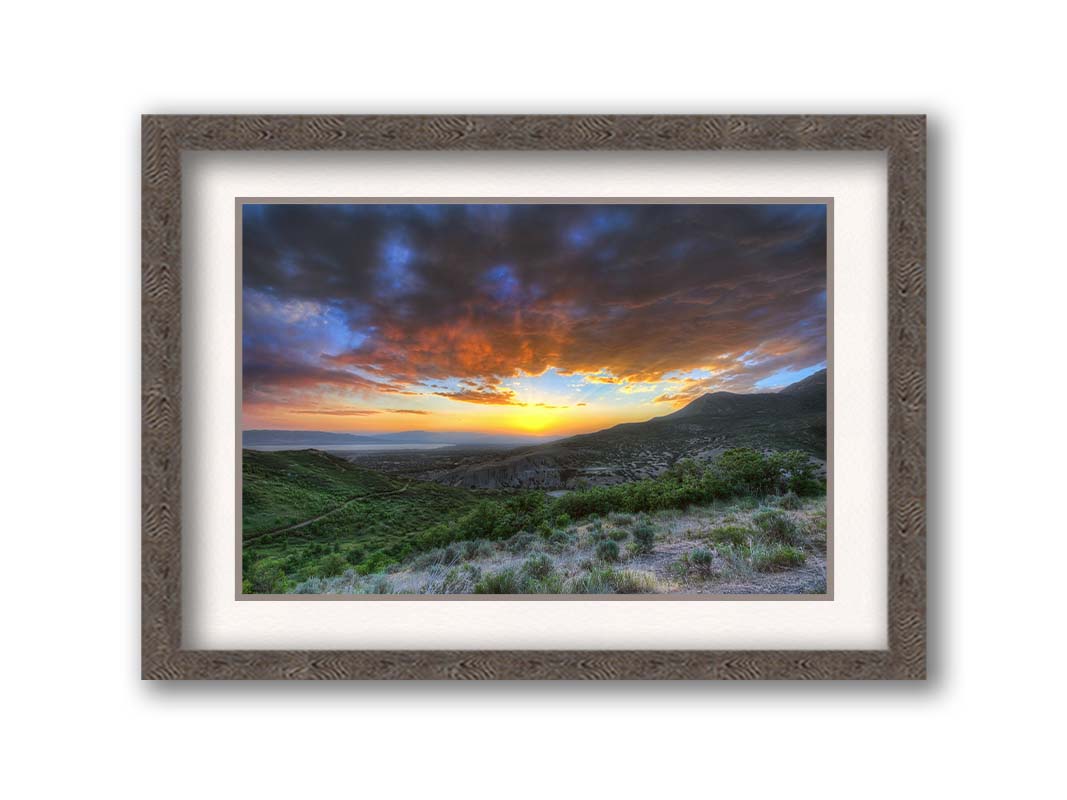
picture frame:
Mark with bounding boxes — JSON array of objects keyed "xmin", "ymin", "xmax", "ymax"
[{"xmin": 142, "ymin": 114, "xmax": 925, "ymax": 679}]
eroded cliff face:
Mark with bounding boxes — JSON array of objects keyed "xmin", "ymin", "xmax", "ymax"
[{"xmin": 438, "ymin": 452, "xmax": 567, "ymax": 489}]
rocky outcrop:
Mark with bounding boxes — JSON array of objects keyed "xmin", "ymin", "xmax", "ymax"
[{"xmin": 438, "ymin": 452, "xmax": 566, "ymax": 489}]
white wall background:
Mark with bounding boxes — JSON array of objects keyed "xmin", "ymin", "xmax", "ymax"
[{"xmin": 1, "ymin": 2, "xmax": 1063, "ymax": 798}]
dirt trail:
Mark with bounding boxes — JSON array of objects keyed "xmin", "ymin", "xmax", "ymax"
[{"xmin": 245, "ymin": 482, "xmax": 411, "ymax": 540}]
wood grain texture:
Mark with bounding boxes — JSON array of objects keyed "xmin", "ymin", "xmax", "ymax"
[{"xmin": 142, "ymin": 114, "xmax": 926, "ymax": 680}]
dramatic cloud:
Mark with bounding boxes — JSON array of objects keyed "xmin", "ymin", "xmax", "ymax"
[
  {"xmin": 242, "ymin": 203, "xmax": 826, "ymax": 431},
  {"xmin": 293, "ymin": 408, "xmax": 380, "ymax": 416},
  {"xmin": 432, "ymin": 387, "xmax": 523, "ymax": 406}
]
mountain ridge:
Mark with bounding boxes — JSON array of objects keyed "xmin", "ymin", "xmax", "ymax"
[{"xmin": 432, "ymin": 369, "xmax": 827, "ymax": 489}]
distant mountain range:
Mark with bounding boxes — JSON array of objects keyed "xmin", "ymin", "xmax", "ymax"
[
  {"xmin": 433, "ymin": 369, "xmax": 827, "ymax": 489},
  {"xmin": 242, "ymin": 429, "xmax": 561, "ymax": 447}
]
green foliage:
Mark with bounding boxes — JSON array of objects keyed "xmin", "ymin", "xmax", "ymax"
[
  {"xmin": 248, "ymin": 558, "xmax": 291, "ymax": 594},
  {"xmin": 751, "ymin": 543, "xmax": 806, "ymax": 572},
  {"xmin": 316, "ymin": 552, "xmax": 349, "ymax": 578},
  {"xmin": 552, "ymin": 448, "xmax": 821, "ymax": 522},
  {"xmin": 474, "ymin": 569, "xmax": 521, "ymax": 594},
  {"xmin": 569, "ymin": 567, "xmax": 619, "ymax": 594},
  {"xmin": 689, "ymin": 547, "xmax": 716, "ymax": 576},
  {"xmin": 767, "ymin": 451, "xmax": 823, "ymax": 496},
  {"xmin": 546, "ymin": 530, "xmax": 574, "ymax": 550},
  {"xmin": 611, "ymin": 570, "xmax": 659, "ymax": 594},
  {"xmin": 630, "ymin": 519, "xmax": 657, "ymax": 554},
  {"xmin": 442, "ymin": 563, "xmax": 481, "ymax": 593},
  {"xmin": 710, "ymin": 525, "xmax": 751, "ymax": 548},
  {"xmin": 568, "ymin": 567, "xmax": 658, "ymax": 594},
  {"xmin": 521, "ymin": 552, "xmax": 555, "ymax": 579},
  {"xmin": 503, "ymin": 531, "xmax": 537, "ymax": 553},
  {"xmin": 241, "ymin": 449, "xmax": 394, "ymax": 534},
  {"xmin": 753, "ymin": 509, "xmax": 801, "ymax": 545},
  {"xmin": 243, "ymin": 449, "xmax": 481, "ymax": 586},
  {"xmin": 596, "ymin": 539, "xmax": 620, "ymax": 562},
  {"xmin": 460, "ymin": 539, "xmax": 495, "ymax": 560},
  {"xmin": 776, "ymin": 491, "xmax": 803, "ymax": 510}
]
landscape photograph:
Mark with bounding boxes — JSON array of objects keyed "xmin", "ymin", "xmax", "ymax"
[{"xmin": 241, "ymin": 201, "xmax": 829, "ymax": 596}]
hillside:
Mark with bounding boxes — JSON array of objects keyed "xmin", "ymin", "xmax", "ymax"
[
  {"xmin": 433, "ymin": 369, "xmax": 827, "ymax": 489},
  {"xmin": 244, "ymin": 445, "xmax": 827, "ymax": 595},
  {"xmin": 242, "ymin": 449, "xmax": 483, "ymax": 590}
]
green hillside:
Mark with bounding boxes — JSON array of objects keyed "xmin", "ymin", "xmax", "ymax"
[{"xmin": 242, "ymin": 449, "xmax": 482, "ymax": 592}]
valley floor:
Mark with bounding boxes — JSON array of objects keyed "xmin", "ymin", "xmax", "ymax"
[{"xmin": 293, "ymin": 496, "xmax": 827, "ymax": 596}]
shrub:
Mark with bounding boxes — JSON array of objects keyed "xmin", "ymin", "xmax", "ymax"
[
  {"xmin": 608, "ymin": 512, "xmax": 634, "ymax": 527},
  {"xmin": 474, "ymin": 569, "xmax": 521, "ymax": 594},
  {"xmin": 585, "ymin": 524, "xmax": 610, "ymax": 545},
  {"xmin": 442, "ymin": 563, "xmax": 481, "ymax": 593},
  {"xmin": 707, "ymin": 448, "xmax": 779, "ymax": 496},
  {"xmin": 715, "ymin": 544, "xmax": 754, "ymax": 580},
  {"xmin": 503, "ymin": 531, "xmax": 537, "ymax": 553},
  {"xmin": 249, "ymin": 557, "xmax": 291, "ymax": 594},
  {"xmin": 316, "ymin": 552, "xmax": 349, "ymax": 578},
  {"xmin": 612, "ymin": 570, "xmax": 660, "ymax": 593},
  {"xmin": 521, "ymin": 571, "xmax": 565, "ymax": 594},
  {"xmin": 689, "ymin": 547, "xmax": 716, "ymax": 576},
  {"xmin": 768, "ymin": 450, "xmax": 823, "ymax": 496},
  {"xmin": 521, "ymin": 552, "xmax": 555, "ymax": 579},
  {"xmin": 776, "ymin": 491, "xmax": 803, "ymax": 510},
  {"xmin": 294, "ymin": 576, "xmax": 327, "ymax": 594},
  {"xmin": 753, "ymin": 509, "xmax": 801, "ymax": 544},
  {"xmin": 461, "ymin": 539, "xmax": 494, "ymax": 560},
  {"xmin": 547, "ymin": 530, "xmax": 573, "ymax": 550},
  {"xmin": 669, "ymin": 556, "xmax": 691, "ymax": 578},
  {"xmin": 751, "ymin": 543, "xmax": 806, "ymax": 572},
  {"xmin": 362, "ymin": 574, "xmax": 394, "ymax": 594},
  {"xmin": 345, "ymin": 546, "xmax": 366, "ymax": 565},
  {"xmin": 710, "ymin": 525, "xmax": 751, "ymax": 548},
  {"xmin": 608, "ymin": 528, "xmax": 630, "ymax": 542},
  {"xmin": 556, "ymin": 513, "xmax": 573, "ymax": 529},
  {"xmin": 455, "ymin": 500, "xmax": 510, "ymax": 541},
  {"xmin": 568, "ymin": 567, "xmax": 618, "ymax": 594},
  {"xmin": 596, "ymin": 539, "xmax": 621, "ymax": 562},
  {"xmin": 631, "ymin": 519, "xmax": 656, "ymax": 554},
  {"xmin": 409, "ymin": 547, "xmax": 447, "ymax": 570},
  {"xmin": 566, "ymin": 567, "xmax": 658, "ymax": 594}
]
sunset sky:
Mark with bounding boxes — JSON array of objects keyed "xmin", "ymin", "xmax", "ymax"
[{"xmin": 242, "ymin": 203, "xmax": 827, "ymax": 436}]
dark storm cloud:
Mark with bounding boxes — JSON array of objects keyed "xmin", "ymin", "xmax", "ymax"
[{"xmin": 242, "ymin": 203, "xmax": 826, "ymax": 401}]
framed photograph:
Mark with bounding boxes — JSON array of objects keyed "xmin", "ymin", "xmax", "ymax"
[{"xmin": 143, "ymin": 114, "xmax": 925, "ymax": 679}]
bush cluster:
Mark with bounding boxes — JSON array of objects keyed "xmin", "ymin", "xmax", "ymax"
[
  {"xmin": 752, "ymin": 509, "xmax": 802, "ymax": 545},
  {"xmin": 751, "ymin": 543, "xmax": 806, "ymax": 572},
  {"xmin": 596, "ymin": 539, "xmax": 621, "ymax": 562},
  {"xmin": 630, "ymin": 519, "xmax": 657, "ymax": 554}
]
